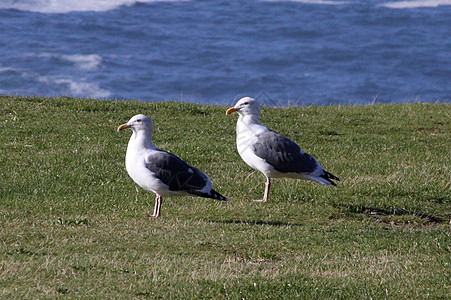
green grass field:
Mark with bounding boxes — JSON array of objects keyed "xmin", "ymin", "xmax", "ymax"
[{"xmin": 1, "ymin": 96, "xmax": 450, "ymax": 299}]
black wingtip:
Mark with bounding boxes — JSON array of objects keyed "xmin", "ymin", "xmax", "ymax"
[
  {"xmin": 322, "ymin": 171, "xmax": 340, "ymax": 187},
  {"xmin": 190, "ymin": 189, "xmax": 228, "ymax": 201},
  {"xmin": 211, "ymin": 189, "xmax": 228, "ymax": 201}
]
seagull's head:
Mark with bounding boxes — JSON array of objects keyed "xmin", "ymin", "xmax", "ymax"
[
  {"xmin": 226, "ymin": 97, "xmax": 260, "ymax": 118},
  {"xmin": 117, "ymin": 114, "xmax": 153, "ymax": 133}
]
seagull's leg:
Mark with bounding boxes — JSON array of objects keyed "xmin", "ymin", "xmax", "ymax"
[
  {"xmin": 151, "ymin": 195, "xmax": 162, "ymax": 218},
  {"xmin": 254, "ymin": 178, "xmax": 270, "ymax": 203},
  {"xmin": 262, "ymin": 178, "xmax": 270, "ymax": 202}
]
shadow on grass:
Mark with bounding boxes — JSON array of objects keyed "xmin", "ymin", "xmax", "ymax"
[
  {"xmin": 342, "ymin": 205, "xmax": 445, "ymax": 224},
  {"xmin": 207, "ymin": 219, "xmax": 303, "ymax": 227}
]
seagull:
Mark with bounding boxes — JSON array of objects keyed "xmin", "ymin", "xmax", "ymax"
[
  {"xmin": 226, "ymin": 97, "xmax": 339, "ymax": 202},
  {"xmin": 118, "ymin": 114, "xmax": 227, "ymax": 218}
]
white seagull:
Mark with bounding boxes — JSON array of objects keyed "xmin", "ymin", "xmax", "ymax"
[
  {"xmin": 226, "ymin": 97, "xmax": 339, "ymax": 202},
  {"xmin": 118, "ymin": 114, "xmax": 227, "ymax": 218}
]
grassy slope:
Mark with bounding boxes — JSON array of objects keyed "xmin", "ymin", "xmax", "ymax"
[{"xmin": 0, "ymin": 96, "xmax": 450, "ymax": 299}]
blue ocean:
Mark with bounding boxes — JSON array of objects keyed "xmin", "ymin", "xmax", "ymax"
[{"xmin": 0, "ymin": 0, "xmax": 450, "ymax": 106}]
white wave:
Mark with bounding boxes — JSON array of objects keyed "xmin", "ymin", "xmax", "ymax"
[
  {"xmin": 0, "ymin": 0, "xmax": 190, "ymax": 14},
  {"xmin": 379, "ymin": 0, "xmax": 451, "ymax": 8},
  {"xmin": 61, "ymin": 54, "xmax": 102, "ymax": 70},
  {"xmin": 37, "ymin": 75, "xmax": 111, "ymax": 98},
  {"xmin": 31, "ymin": 52, "xmax": 102, "ymax": 70},
  {"xmin": 0, "ymin": 65, "xmax": 111, "ymax": 98},
  {"xmin": 0, "ymin": 66, "xmax": 19, "ymax": 73},
  {"xmin": 53, "ymin": 79, "xmax": 112, "ymax": 98},
  {"xmin": 261, "ymin": 0, "xmax": 348, "ymax": 4}
]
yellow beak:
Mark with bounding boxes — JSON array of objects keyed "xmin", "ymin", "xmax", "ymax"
[
  {"xmin": 117, "ymin": 123, "xmax": 131, "ymax": 131},
  {"xmin": 226, "ymin": 107, "xmax": 239, "ymax": 115}
]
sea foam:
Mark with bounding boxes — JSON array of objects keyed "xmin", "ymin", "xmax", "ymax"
[
  {"xmin": 61, "ymin": 54, "xmax": 102, "ymax": 71},
  {"xmin": 34, "ymin": 74, "xmax": 111, "ymax": 98},
  {"xmin": 53, "ymin": 78, "xmax": 112, "ymax": 98},
  {"xmin": 261, "ymin": 0, "xmax": 347, "ymax": 4},
  {"xmin": 0, "ymin": 0, "xmax": 189, "ymax": 13},
  {"xmin": 379, "ymin": 0, "xmax": 451, "ymax": 8}
]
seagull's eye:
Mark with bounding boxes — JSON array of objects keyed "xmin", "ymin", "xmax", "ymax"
[
  {"xmin": 136, "ymin": 119, "xmax": 142, "ymax": 123},
  {"xmin": 243, "ymin": 102, "xmax": 249, "ymax": 105}
]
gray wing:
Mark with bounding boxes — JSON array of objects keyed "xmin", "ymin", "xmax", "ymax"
[
  {"xmin": 145, "ymin": 150, "xmax": 209, "ymax": 192},
  {"xmin": 253, "ymin": 130, "xmax": 319, "ymax": 174}
]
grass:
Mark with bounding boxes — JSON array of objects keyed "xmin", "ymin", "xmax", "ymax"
[{"xmin": 1, "ymin": 95, "xmax": 450, "ymax": 299}]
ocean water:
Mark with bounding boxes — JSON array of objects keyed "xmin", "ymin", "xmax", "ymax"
[{"xmin": 0, "ymin": 0, "xmax": 450, "ymax": 106}]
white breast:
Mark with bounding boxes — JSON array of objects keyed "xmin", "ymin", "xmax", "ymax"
[
  {"xmin": 235, "ymin": 121, "xmax": 279, "ymax": 177},
  {"xmin": 125, "ymin": 140, "xmax": 172, "ymax": 196}
]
